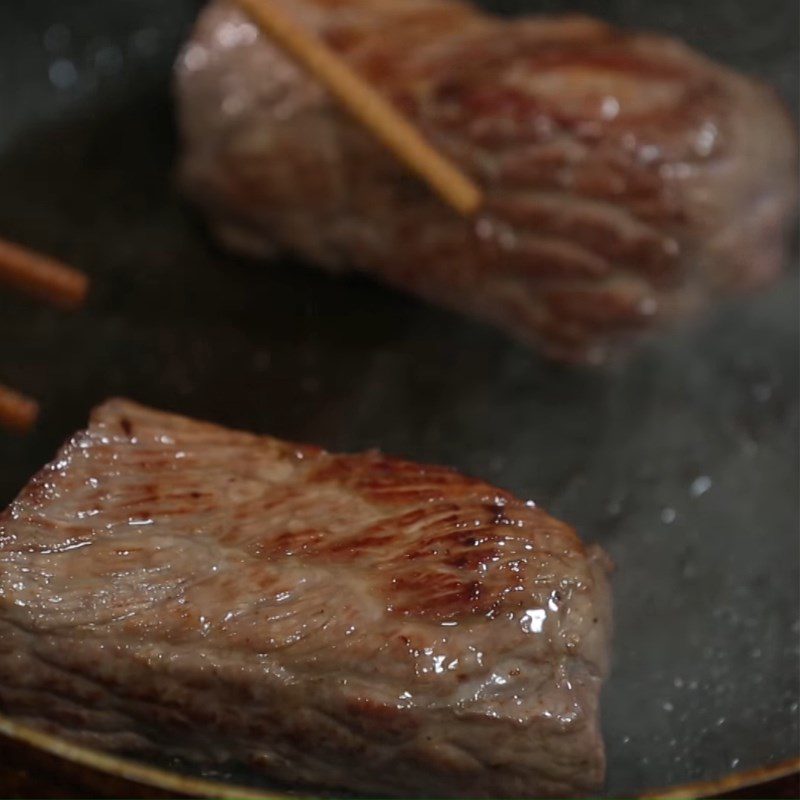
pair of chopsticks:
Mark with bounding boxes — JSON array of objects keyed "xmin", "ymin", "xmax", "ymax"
[
  {"xmin": 0, "ymin": 239, "xmax": 88, "ymax": 433},
  {"xmin": 0, "ymin": 0, "xmax": 480, "ymax": 433}
]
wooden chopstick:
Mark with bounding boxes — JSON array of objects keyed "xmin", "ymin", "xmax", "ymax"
[
  {"xmin": 0, "ymin": 237, "xmax": 88, "ymax": 310},
  {"xmin": 231, "ymin": 0, "xmax": 484, "ymax": 217},
  {"xmin": 0, "ymin": 238, "xmax": 87, "ymax": 433},
  {"xmin": 0, "ymin": 384, "xmax": 39, "ymax": 434}
]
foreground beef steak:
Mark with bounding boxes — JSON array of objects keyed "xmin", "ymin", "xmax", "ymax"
[
  {"xmin": 176, "ymin": 0, "xmax": 796, "ymax": 363},
  {"xmin": 0, "ymin": 400, "xmax": 610, "ymax": 798}
]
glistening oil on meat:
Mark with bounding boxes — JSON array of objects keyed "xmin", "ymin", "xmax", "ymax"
[{"xmin": 0, "ymin": 399, "xmax": 611, "ymax": 798}]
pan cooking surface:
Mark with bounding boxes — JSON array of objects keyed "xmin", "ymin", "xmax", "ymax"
[{"xmin": 0, "ymin": 0, "xmax": 797, "ymax": 795}]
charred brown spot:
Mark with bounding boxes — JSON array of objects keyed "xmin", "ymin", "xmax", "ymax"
[
  {"xmin": 390, "ymin": 569, "xmax": 497, "ymax": 619},
  {"xmin": 326, "ymin": 533, "xmax": 396, "ymax": 555},
  {"xmin": 120, "ymin": 418, "xmax": 133, "ymax": 437}
]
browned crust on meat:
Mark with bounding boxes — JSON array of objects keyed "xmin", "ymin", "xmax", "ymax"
[
  {"xmin": 176, "ymin": 0, "xmax": 796, "ymax": 362},
  {"xmin": 0, "ymin": 399, "xmax": 612, "ymax": 797}
]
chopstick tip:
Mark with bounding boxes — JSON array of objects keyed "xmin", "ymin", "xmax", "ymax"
[{"xmin": 0, "ymin": 385, "xmax": 39, "ymax": 435}]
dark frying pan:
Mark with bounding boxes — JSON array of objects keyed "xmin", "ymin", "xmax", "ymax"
[{"xmin": 0, "ymin": 0, "xmax": 797, "ymax": 796}]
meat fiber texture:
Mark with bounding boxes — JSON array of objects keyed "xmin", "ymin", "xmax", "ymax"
[
  {"xmin": 175, "ymin": 0, "xmax": 796, "ymax": 363},
  {"xmin": 0, "ymin": 400, "xmax": 611, "ymax": 798}
]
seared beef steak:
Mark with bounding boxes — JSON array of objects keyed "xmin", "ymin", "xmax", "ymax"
[
  {"xmin": 176, "ymin": 0, "xmax": 796, "ymax": 363},
  {"xmin": 0, "ymin": 400, "xmax": 611, "ymax": 798}
]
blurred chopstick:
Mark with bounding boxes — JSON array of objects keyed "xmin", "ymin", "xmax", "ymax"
[
  {"xmin": 0, "ymin": 238, "xmax": 88, "ymax": 433},
  {"xmin": 231, "ymin": 0, "xmax": 483, "ymax": 217},
  {"xmin": 0, "ymin": 237, "xmax": 88, "ymax": 310},
  {"xmin": 0, "ymin": 384, "xmax": 39, "ymax": 434}
]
